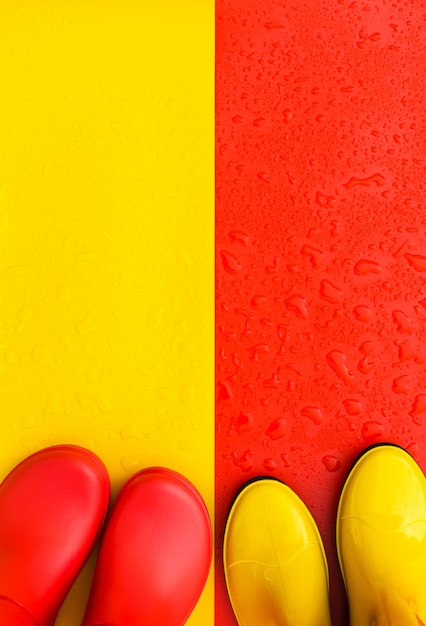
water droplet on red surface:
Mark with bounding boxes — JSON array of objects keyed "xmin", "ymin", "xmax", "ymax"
[
  {"xmin": 247, "ymin": 343, "xmax": 270, "ymax": 361},
  {"xmin": 354, "ymin": 259, "xmax": 382, "ymax": 276},
  {"xmin": 320, "ymin": 279, "xmax": 343, "ymax": 304},
  {"xmin": 343, "ymin": 398, "xmax": 362, "ymax": 415},
  {"xmin": 361, "ymin": 421, "xmax": 384, "ymax": 443},
  {"xmin": 301, "ymin": 244, "xmax": 325, "ymax": 268},
  {"xmin": 257, "ymin": 171, "xmax": 270, "ymax": 183},
  {"xmin": 353, "ymin": 304, "xmax": 373, "ymax": 323},
  {"xmin": 263, "ymin": 458, "xmax": 277, "ymax": 471},
  {"xmin": 266, "ymin": 417, "xmax": 287, "ymax": 440},
  {"xmin": 301, "ymin": 406, "xmax": 324, "ymax": 425},
  {"xmin": 229, "ymin": 230, "xmax": 249, "ymax": 246},
  {"xmin": 409, "ymin": 395, "xmax": 426, "ymax": 425},
  {"xmin": 327, "ymin": 351, "xmax": 354, "ymax": 385},
  {"xmin": 406, "ymin": 442, "xmax": 419, "ymax": 456},
  {"xmin": 404, "ymin": 253, "xmax": 426, "ymax": 272},
  {"xmin": 392, "ymin": 375, "xmax": 411, "ymax": 395},
  {"xmin": 232, "ymin": 450, "xmax": 253, "ymax": 472},
  {"xmin": 344, "ymin": 173, "xmax": 386, "ymax": 189},
  {"xmin": 251, "ymin": 295, "xmax": 267, "ymax": 308},
  {"xmin": 285, "ymin": 295, "xmax": 308, "ymax": 319},
  {"xmin": 392, "ymin": 310, "xmax": 415, "ymax": 334},
  {"xmin": 322, "ymin": 455, "xmax": 341, "ymax": 472},
  {"xmin": 237, "ymin": 412, "xmax": 255, "ymax": 434},
  {"xmin": 217, "ymin": 382, "xmax": 233, "ymax": 402}
]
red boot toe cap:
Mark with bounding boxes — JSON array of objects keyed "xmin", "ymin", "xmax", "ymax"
[
  {"xmin": 82, "ymin": 468, "xmax": 211, "ymax": 626},
  {"xmin": 0, "ymin": 445, "xmax": 110, "ymax": 626}
]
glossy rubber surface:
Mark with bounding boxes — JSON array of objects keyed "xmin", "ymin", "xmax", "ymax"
[
  {"xmin": 0, "ymin": 445, "xmax": 110, "ymax": 626},
  {"xmin": 337, "ymin": 444, "xmax": 426, "ymax": 626},
  {"xmin": 81, "ymin": 467, "xmax": 212, "ymax": 626},
  {"xmin": 224, "ymin": 478, "xmax": 331, "ymax": 626}
]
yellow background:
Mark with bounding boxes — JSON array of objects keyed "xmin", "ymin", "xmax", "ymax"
[{"xmin": 0, "ymin": 1, "xmax": 214, "ymax": 624}]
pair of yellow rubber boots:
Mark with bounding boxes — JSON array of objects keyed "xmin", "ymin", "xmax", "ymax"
[{"xmin": 224, "ymin": 444, "xmax": 426, "ymax": 626}]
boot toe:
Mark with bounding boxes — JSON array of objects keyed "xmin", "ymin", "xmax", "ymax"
[
  {"xmin": 0, "ymin": 445, "xmax": 110, "ymax": 626},
  {"xmin": 82, "ymin": 467, "xmax": 211, "ymax": 626},
  {"xmin": 337, "ymin": 444, "xmax": 426, "ymax": 626},
  {"xmin": 224, "ymin": 478, "xmax": 331, "ymax": 626}
]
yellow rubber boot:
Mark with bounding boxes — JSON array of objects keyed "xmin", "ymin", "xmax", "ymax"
[
  {"xmin": 337, "ymin": 444, "xmax": 426, "ymax": 626},
  {"xmin": 223, "ymin": 478, "xmax": 332, "ymax": 626}
]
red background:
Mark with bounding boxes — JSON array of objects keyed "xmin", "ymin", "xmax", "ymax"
[{"xmin": 215, "ymin": 1, "xmax": 426, "ymax": 624}]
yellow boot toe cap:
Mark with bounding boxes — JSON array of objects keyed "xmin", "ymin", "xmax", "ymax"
[
  {"xmin": 224, "ymin": 478, "xmax": 331, "ymax": 626},
  {"xmin": 337, "ymin": 444, "xmax": 426, "ymax": 626}
]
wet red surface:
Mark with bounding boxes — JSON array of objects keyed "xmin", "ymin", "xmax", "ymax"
[{"xmin": 215, "ymin": 1, "xmax": 426, "ymax": 623}]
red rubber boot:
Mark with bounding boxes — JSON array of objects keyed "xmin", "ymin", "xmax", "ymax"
[
  {"xmin": 81, "ymin": 467, "xmax": 212, "ymax": 626},
  {"xmin": 0, "ymin": 445, "xmax": 110, "ymax": 626}
]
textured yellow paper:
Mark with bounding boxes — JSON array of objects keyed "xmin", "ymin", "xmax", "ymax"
[{"xmin": 0, "ymin": 2, "xmax": 213, "ymax": 624}]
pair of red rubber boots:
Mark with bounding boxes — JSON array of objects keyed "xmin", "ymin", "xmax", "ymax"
[{"xmin": 0, "ymin": 445, "xmax": 211, "ymax": 626}]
